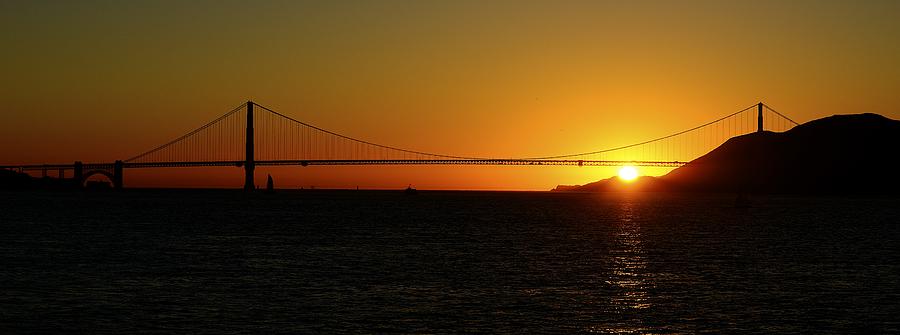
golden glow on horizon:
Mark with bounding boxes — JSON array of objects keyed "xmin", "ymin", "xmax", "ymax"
[{"xmin": 618, "ymin": 166, "xmax": 639, "ymax": 182}]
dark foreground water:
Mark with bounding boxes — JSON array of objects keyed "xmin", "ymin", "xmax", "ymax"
[{"xmin": 1, "ymin": 190, "xmax": 898, "ymax": 333}]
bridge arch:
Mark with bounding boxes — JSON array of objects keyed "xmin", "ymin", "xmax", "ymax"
[{"xmin": 82, "ymin": 169, "xmax": 119, "ymax": 189}]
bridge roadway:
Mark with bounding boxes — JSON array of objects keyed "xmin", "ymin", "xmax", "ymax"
[{"xmin": 2, "ymin": 159, "xmax": 686, "ymax": 172}]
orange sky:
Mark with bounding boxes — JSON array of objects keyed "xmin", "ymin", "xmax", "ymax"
[{"xmin": 2, "ymin": 1, "xmax": 900, "ymax": 190}]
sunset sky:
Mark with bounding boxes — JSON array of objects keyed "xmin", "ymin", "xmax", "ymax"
[{"xmin": 3, "ymin": 1, "xmax": 900, "ymax": 190}]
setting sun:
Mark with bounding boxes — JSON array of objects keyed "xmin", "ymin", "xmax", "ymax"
[{"xmin": 618, "ymin": 166, "xmax": 639, "ymax": 182}]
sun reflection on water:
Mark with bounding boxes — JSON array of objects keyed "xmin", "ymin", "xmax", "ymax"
[
  {"xmin": 607, "ymin": 201, "xmax": 653, "ymax": 310},
  {"xmin": 587, "ymin": 200, "xmax": 659, "ymax": 333}
]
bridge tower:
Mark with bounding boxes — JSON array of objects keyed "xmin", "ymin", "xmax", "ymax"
[
  {"xmin": 73, "ymin": 161, "xmax": 83, "ymax": 188},
  {"xmin": 757, "ymin": 102, "xmax": 763, "ymax": 133},
  {"xmin": 113, "ymin": 160, "xmax": 123, "ymax": 189},
  {"xmin": 244, "ymin": 101, "xmax": 255, "ymax": 191}
]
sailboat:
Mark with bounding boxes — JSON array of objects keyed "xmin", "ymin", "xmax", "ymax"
[
  {"xmin": 265, "ymin": 174, "xmax": 274, "ymax": 193},
  {"xmin": 404, "ymin": 184, "xmax": 417, "ymax": 195}
]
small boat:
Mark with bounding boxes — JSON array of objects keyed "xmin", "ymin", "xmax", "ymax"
[
  {"xmin": 265, "ymin": 174, "xmax": 275, "ymax": 193},
  {"xmin": 404, "ymin": 184, "xmax": 417, "ymax": 195}
]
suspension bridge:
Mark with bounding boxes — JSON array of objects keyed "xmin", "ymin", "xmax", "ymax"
[{"xmin": 1, "ymin": 101, "xmax": 799, "ymax": 189}]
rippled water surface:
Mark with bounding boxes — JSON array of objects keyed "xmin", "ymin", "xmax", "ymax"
[{"xmin": 1, "ymin": 190, "xmax": 899, "ymax": 333}]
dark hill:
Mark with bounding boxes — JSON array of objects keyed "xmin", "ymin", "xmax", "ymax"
[
  {"xmin": 552, "ymin": 175, "xmax": 669, "ymax": 192},
  {"xmin": 555, "ymin": 113, "xmax": 900, "ymax": 194},
  {"xmin": 0, "ymin": 169, "xmax": 34, "ymax": 190}
]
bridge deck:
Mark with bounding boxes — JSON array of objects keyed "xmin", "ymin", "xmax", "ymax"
[{"xmin": 3, "ymin": 159, "xmax": 686, "ymax": 171}]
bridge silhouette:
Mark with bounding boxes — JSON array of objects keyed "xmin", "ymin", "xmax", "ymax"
[{"xmin": 2, "ymin": 102, "xmax": 799, "ymax": 189}]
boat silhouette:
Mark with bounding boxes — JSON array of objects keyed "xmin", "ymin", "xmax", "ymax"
[{"xmin": 405, "ymin": 184, "xmax": 417, "ymax": 195}]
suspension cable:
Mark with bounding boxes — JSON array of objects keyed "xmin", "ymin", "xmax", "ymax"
[
  {"xmin": 125, "ymin": 102, "xmax": 247, "ymax": 162},
  {"xmin": 127, "ymin": 101, "xmax": 796, "ymax": 163},
  {"xmin": 762, "ymin": 103, "xmax": 800, "ymax": 126},
  {"xmin": 516, "ymin": 103, "xmax": 761, "ymax": 160},
  {"xmin": 254, "ymin": 103, "xmax": 491, "ymax": 160}
]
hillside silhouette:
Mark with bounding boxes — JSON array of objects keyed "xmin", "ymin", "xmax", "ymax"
[
  {"xmin": 553, "ymin": 176, "xmax": 669, "ymax": 192},
  {"xmin": 0, "ymin": 169, "xmax": 33, "ymax": 190},
  {"xmin": 555, "ymin": 113, "xmax": 900, "ymax": 194}
]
